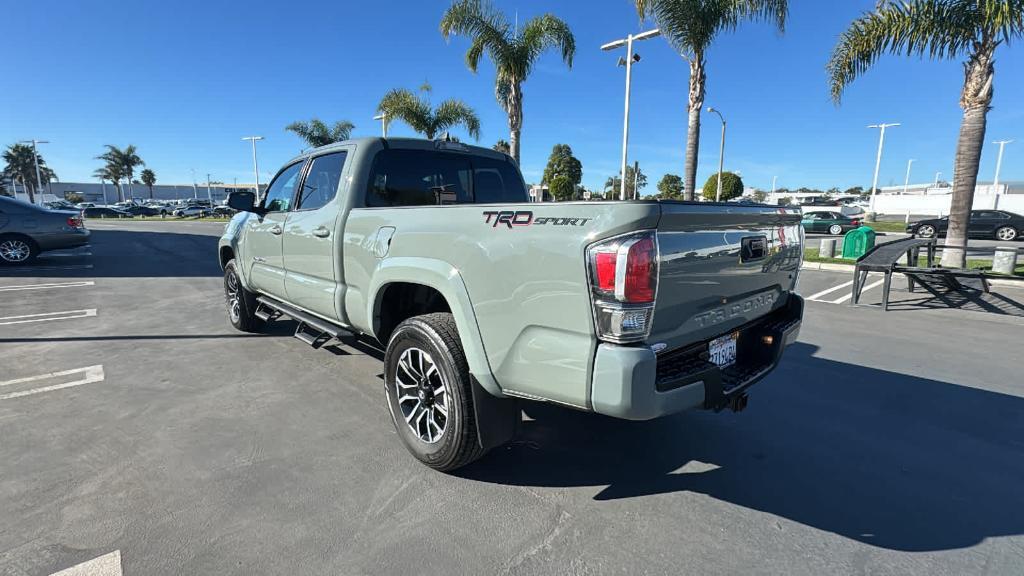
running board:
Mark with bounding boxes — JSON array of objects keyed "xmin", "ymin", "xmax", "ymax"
[{"xmin": 256, "ymin": 296, "xmax": 351, "ymax": 349}]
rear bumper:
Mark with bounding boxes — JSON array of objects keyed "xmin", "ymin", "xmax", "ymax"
[
  {"xmin": 591, "ymin": 295, "xmax": 803, "ymax": 420},
  {"xmin": 35, "ymin": 229, "xmax": 91, "ymax": 251}
]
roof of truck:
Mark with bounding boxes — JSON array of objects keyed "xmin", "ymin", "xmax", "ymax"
[{"xmin": 285, "ymin": 137, "xmax": 512, "ymax": 165}]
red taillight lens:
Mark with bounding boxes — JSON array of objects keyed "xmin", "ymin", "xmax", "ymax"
[
  {"xmin": 595, "ymin": 251, "xmax": 617, "ymax": 292},
  {"xmin": 67, "ymin": 216, "xmax": 84, "ymax": 228},
  {"xmin": 851, "ymin": 219, "xmax": 860, "ymax": 226},
  {"xmin": 623, "ymin": 237, "xmax": 656, "ymax": 303}
]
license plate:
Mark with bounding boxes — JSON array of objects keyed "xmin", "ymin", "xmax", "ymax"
[{"xmin": 708, "ymin": 333, "xmax": 738, "ymax": 368}]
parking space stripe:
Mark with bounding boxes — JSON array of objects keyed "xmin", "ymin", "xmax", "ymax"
[
  {"xmin": 49, "ymin": 550, "xmax": 121, "ymax": 576},
  {"xmin": 0, "ymin": 365, "xmax": 105, "ymax": 401},
  {"xmin": 832, "ymin": 279, "xmax": 886, "ymax": 304},
  {"xmin": 0, "ymin": 309, "xmax": 97, "ymax": 325},
  {"xmin": 3, "ymin": 264, "xmax": 94, "ymax": 272},
  {"xmin": 806, "ymin": 280, "xmax": 855, "ymax": 301},
  {"xmin": 0, "ymin": 281, "xmax": 95, "ymax": 292}
]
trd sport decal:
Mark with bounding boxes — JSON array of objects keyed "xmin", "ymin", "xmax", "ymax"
[{"xmin": 482, "ymin": 211, "xmax": 591, "ymax": 229}]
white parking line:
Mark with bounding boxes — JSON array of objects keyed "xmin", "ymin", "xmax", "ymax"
[
  {"xmin": 3, "ymin": 264, "xmax": 94, "ymax": 272},
  {"xmin": 832, "ymin": 279, "xmax": 886, "ymax": 304},
  {"xmin": 0, "ymin": 365, "xmax": 105, "ymax": 401},
  {"xmin": 0, "ymin": 309, "xmax": 97, "ymax": 325},
  {"xmin": 45, "ymin": 251, "xmax": 93, "ymax": 258},
  {"xmin": 49, "ymin": 550, "xmax": 121, "ymax": 576},
  {"xmin": 0, "ymin": 281, "xmax": 95, "ymax": 292},
  {"xmin": 806, "ymin": 280, "xmax": 855, "ymax": 301}
]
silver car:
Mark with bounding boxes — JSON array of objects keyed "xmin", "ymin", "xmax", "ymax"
[{"xmin": 0, "ymin": 196, "xmax": 91, "ymax": 264}]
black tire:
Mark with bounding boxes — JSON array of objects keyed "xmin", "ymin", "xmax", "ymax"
[
  {"xmin": 223, "ymin": 259, "xmax": 263, "ymax": 333},
  {"xmin": 384, "ymin": 312, "xmax": 485, "ymax": 472},
  {"xmin": 916, "ymin": 224, "xmax": 936, "ymax": 239},
  {"xmin": 0, "ymin": 234, "xmax": 39, "ymax": 265},
  {"xmin": 994, "ymin": 226, "xmax": 1018, "ymax": 242}
]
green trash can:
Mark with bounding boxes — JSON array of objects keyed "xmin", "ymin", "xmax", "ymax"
[{"xmin": 841, "ymin": 227, "xmax": 876, "ymax": 259}]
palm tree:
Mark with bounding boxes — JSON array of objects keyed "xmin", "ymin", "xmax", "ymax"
[
  {"xmin": 2, "ymin": 143, "xmax": 56, "ymax": 204},
  {"xmin": 440, "ymin": 0, "xmax": 576, "ymax": 165},
  {"xmin": 376, "ymin": 84, "xmax": 481, "ymax": 140},
  {"xmin": 828, "ymin": 0, "xmax": 1024, "ymax": 268},
  {"xmin": 493, "ymin": 139, "xmax": 511, "ymax": 154},
  {"xmin": 97, "ymin": 145, "xmax": 144, "ymax": 202},
  {"xmin": 635, "ymin": 0, "xmax": 788, "ymax": 200},
  {"xmin": 140, "ymin": 168, "xmax": 157, "ymax": 199},
  {"xmin": 93, "ymin": 164, "xmax": 125, "ymax": 203},
  {"xmin": 285, "ymin": 118, "xmax": 356, "ymax": 148}
]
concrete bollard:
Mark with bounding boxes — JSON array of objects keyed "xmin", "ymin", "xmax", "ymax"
[
  {"xmin": 992, "ymin": 247, "xmax": 1019, "ymax": 275},
  {"xmin": 820, "ymin": 238, "xmax": 838, "ymax": 259}
]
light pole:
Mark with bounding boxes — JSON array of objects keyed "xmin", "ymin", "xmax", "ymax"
[
  {"xmin": 242, "ymin": 136, "xmax": 264, "ymax": 198},
  {"xmin": 19, "ymin": 139, "xmax": 49, "ymax": 205},
  {"xmin": 373, "ymin": 113, "xmax": 389, "ymax": 137},
  {"xmin": 992, "ymin": 139, "xmax": 1013, "ymax": 194},
  {"xmin": 207, "ymin": 173, "xmax": 213, "ymax": 205},
  {"xmin": 190, "ymin": 168, "xmax": 198, "ymax": 200},
  {"xmin": 903, "ymin": 158, "xmax": 915, "ymax": 195},
  {"xmin": 771, "ymin": 176, "xmax": 777, "ymax": 195},
  {"xmin": 934, "ymin": 171, "xmax": 942, "ymax": 187},
  {"xmin": 601, "ymin": 28, "xmax": 660, "ymax": 201},
  {"xmin": 707, "ymin": 107, "xmax": 726, "ymax": 201},
  {"xmin": 867, "ymin": 123, "xmax": 900, "ymax": 212}
]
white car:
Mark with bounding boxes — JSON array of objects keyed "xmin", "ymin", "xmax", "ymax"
[{"xmin": 172, "ymin": 205, "xmax": 211, "ymax": 218}]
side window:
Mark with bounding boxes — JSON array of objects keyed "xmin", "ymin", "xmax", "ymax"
[
  {"xmin": 297, "ymin": 152, "xmax": 347, "ymax": 211},
  {"xmin": 263, "ymin": 161, "xmax": 304, "ymax": 212},
  {"xmin": 472, "ymin": 156, "xmax": 528, "ymax": 203},
  {"xmin": 367, "ymin": 149, "xmax": 472, "ymax": 207}
]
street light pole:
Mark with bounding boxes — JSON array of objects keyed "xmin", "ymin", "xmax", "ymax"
[
  {"xmin": 771, "ymin": 176, "xmax": 777, "ymax": 195},
  {"xmin": 190, "ymin": 168, "xmax": 198, "ymax": 200},
  {"xmin": 992, "ymin": 139, "xmax": 1013, "ymax": 194},
  {"xmin": 207, "ymin": 173, "xmax": 213, "ymax": 205},
  {"xmin": 602, "ymin": 28, "xmax": 660, "ymax": 201},
  {"xmin": 242, "ymin": 136, "xmax": 264, "ymax": 199},
  {"xmin": 903, "ymin": 158, "xmax": 915, "ymax": 195},
  {"xmin": 867, "ymin": 123, "xmax": 900, "ymax": 212},
  {"xmin": 19, "ymin": 139, "xmax": 49, "ymax": 205},
  {"xmin": 707, "ymin": 108, "xmax": 726, "ymax": 201},
  {"xmin": 373, "ymin": 114, "xmax": 389, "ymax": 137}
]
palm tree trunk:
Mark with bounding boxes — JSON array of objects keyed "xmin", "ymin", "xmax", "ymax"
[
  {"xmin": 149, "ymin": 185, "xmax": 154, "ymax": 200},
  {"xmin": 25, "ymin": 179, "xmax": 36, "ymax": 205},
  {"xmin": 508, "ymin": 83, "xmax": 523, "ymax": 165},
  {"xmin": 941, "ymin": 44, "xmax": 995, "ymax": 269},
  {"xmin": 683, "ymin": 57, "xmax": 706, "ymax": 201}
]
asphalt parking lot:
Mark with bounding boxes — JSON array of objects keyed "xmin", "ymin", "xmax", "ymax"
[{"xmin": 2, "ymin": 220, "xmax": 1024, "ymax": 575}]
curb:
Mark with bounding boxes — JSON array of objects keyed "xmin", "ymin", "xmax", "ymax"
[{"xmin": 801, "ymin": 260, "xmax": 1023, "ymax": 288}]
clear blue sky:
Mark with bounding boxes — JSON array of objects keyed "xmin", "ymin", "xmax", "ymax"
[{"xmin": 3, "ymin": 0, "xmax": 1022, "ymax": 194}]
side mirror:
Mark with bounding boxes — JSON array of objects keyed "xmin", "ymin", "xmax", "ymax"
[{"xmin": 227, "ymin": 191, "xmax": 260, "ymax": 214}]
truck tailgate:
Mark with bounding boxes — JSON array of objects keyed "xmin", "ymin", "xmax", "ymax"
[{"xmin": 649, "ymin": 203, "xmax": 803, "ymax": 352}]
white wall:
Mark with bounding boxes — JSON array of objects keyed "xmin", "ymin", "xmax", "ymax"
[{"xmin": 872, "ymin": 193, "xmax": 1024, "ymax": 216}]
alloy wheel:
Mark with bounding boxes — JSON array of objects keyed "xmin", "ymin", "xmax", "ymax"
[
  {"xmin": 394, "ymin": 347, "xmax": 450, "ymax": 444},
  {"xmin": 996, "ymin": 227, "xmax": 1017, "ymax": 241},
  {"xmin": 225, "ymin": 270, "xmax": 241, "ymax": 324},
  {"xmin": 0, "ymin": 239, "xmax": 31, "ymax": 263},
  {"xmin": 918, "ymin": 225, "xmax": 935, "ymax": 238}
]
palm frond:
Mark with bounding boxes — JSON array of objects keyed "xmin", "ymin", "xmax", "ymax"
[
  {"xmin": 433, "ymin": 99, "xmax": 481, "ymax": 140},
  {"xmin": 637, "ymin": 0, "xmax": 787, "ymax": 57},
  {"xmin": 378, "ymin": 88, "xmax": 436, "ymax": 137},
  {"xmin": 520, "ymin": 14, "xmax": 576, "ymax": 70},
  {"xmin": 440, "ymin": 0, "xmax": 513, "ymax": 73}
]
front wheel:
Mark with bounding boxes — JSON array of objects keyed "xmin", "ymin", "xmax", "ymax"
[
  {"xmin": 0, "ymin": 235, "xmax": 39, "ymax": 265},
  {"xmin": 828, "ymin": 224, "xmax": 843, "ymax": 236},
  {"xmin": 995, "ymin": 226, "xmax": 1018, "ymax": 241},
  {"xmin": 916, "ymin": 224, "xmax": 936, "ymax": 239},
  {"xmin": 223, "ymin": 259, "xmax": 263, "ymax": 332},
  {"xmin": 384, "ymin": 313, "xmax": 485, "ymax": 472}
]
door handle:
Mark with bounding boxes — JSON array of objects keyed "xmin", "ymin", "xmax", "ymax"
[
  {"xmin": 253, "ymin": 256, "xmax": 266, "ymax": 263},
  {"xmin": 270, "ymin": 225, "xmax": 282, "ymax": 235},
  {"xmin": 313, "ymin": 226, "xmax": 330, "ymax": 238}
]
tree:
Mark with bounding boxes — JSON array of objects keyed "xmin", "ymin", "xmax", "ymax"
[
  {"xmin": 604, "ymin": 165, "xmax": 648, "ymax": 199},
  {"xmin": 285, "ymin": 118, "xmax": 355, "ymax": 148},
  {"xmin": 702, "ymin": 171, "xmax": 744, "ymax": 201},
  {"xmin": 656, "ymin": 173, "xmax": 684, "ymax": 199},
  {"xmin": 751, "ymin": 189, "xmax": 767, "ymax": 203},
  {"xmin": 635, "ymin": 0, "xmax": 787, "ymax": 200},
  {"xmin": 441, "ymin": 0, "xmax": 575, "ymax": 164},
  {"xmin": 93, "ymin": 164, "xmax": 125, "ymax": 202},
  {"xmin": 377, "ymin": 83, "xmax": 481, "ymax": 140},
  {"xmin": 65, "ymin": 192, "xmax": 84, "ymax": 204},
  {"xmin": 549, "ymin": 175, "xmax": 575, "ymax": 201},
  {"xmin": 140, "ymin": 168, "xmax": 157, "ymax": 199},
  {"xmin": 493, "ymin": 139, "xmax": 511, "ymax": 154},
  {"xmin": 2, "ymin": 143, "xmax": 56, "ymax": 204},
  {"xmin": 843, "ymin": 186, "xmax": 865, "ymax": 197},
  {"xmin": 541, "ymin": 144, "xmax": 582, "ymax": 188},
  {"xmin": 828, "ymin": 0, "xmax": 1024, "ymax": 268},
  {"xmin": 96, "ymin": 145, "xmax": 144, "ymax": 202}
]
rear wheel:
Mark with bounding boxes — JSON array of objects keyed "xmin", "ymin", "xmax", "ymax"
[
  {"xmin": 384, "ymin": 312, "xmax": 485, "ymax": 471},
  {"xmin": 0, "ymin": 235, "xmax": 39, "ymax": 265},
  {"xmin": 995, "ymin": 226, "xmax": 1018, "ymax": 241},
  {"xmin": 223, "ymin": 259, "xmax": 263, "ymax": 332},
  {"xmin": 916, "ymin": 224, "xmax": 936, "ymax": 238},
  {"xmin": 828, "ymin": 224, "xmax": 843, "ymax": 236}
]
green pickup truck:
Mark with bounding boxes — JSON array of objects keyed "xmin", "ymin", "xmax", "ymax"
[{"xmin": 218, "ymin": 137, "xmax": 805, "ymax": 471}]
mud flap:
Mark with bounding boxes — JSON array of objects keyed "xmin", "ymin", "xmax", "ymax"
[{"xmin": 470, "ymin": 377, "xmax": 520, "ymax": 451}]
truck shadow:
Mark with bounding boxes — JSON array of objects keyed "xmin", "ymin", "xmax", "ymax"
[{"xmin": 460, "ymin": 342, "xmax": 1024, "ymax": 553}]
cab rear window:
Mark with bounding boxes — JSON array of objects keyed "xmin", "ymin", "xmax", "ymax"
[{"xmin": 365, "ymin": 149, "xmax": 526, "ymax": 207}]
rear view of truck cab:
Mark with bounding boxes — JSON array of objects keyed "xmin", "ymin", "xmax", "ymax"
[{"xmin": 586, "ymin": 204, "xmax": 804, "ymax": 420}]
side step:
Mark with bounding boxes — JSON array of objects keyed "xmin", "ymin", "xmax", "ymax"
[{"xmin": 256, "ymin": 296, "xmax": 352, "ymax": 349}]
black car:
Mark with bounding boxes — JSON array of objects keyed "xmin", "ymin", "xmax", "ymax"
[
  {"xmin": 907, "ymin": 210, "xmax": 1023, "ymax": 241},
  {"xmin": 82, "ymin": 206, "xmax": 132, "ymax": 218},
  {"xmin": 121, "ymin": 205, "xmax": 163, "ymax": 216}
]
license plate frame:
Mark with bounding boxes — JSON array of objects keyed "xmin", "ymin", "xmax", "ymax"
[{"xmin": 708, "ymin": 332, "xmax": 738, "ymax": 368}]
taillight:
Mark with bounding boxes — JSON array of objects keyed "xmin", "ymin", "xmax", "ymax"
[
  {"xmin": 67, "ymin": 215, "xmax": 84, "ymax": 228},
  {"xmin": 587, "ymin": 231, "xmax": 659, "ymax": 344}
]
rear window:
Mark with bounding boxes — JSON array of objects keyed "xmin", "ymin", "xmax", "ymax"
[{"xmin": 365, "ymin": 149, "xmax": 526, "ymax": 207}]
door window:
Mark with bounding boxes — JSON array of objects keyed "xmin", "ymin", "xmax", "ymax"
[
  {"xmin": 263, "ymin": 161, "xmax": 304, "ymax": 212},
  {"xmin": 365, "ymin": 149, "xmax": 527, "ymax": 207},
  {"xmin": 297, "ymin": 152, "xmax": 347, "ymax": 211}
]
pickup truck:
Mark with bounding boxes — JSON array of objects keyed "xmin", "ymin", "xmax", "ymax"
[{"xmin": 218, "ymin": 137, "xmax": 804, "ymax": 471}]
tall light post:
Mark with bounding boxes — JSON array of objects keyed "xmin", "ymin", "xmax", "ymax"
[
  {"xmin": 373, "ymin": 113, "xmax": 389, "ymax": 137},
  {"xmin": 19, "ymin": 139, "xmax": 49, "ymax": 205},
  {"xmin": 934, "ymin": 171, "xmax": 942, "ymax": 187},
  {"xmin": 206, "ymin": 173, "xmax": 213, "ymax": 205},
  {"xmin": 992, "ymin": 139, "xmax": 1013, "ymax": 194},
  {"xmin": 867, "ymin": 123, "xmax": 900, "ymax": 212},
  {"xmin": 601, "ymin": 28, "xmax": 660, "ymax": 201},
  {"xmin": 190, "ymin": 168, "xmax": 198, "ymax": 200},
  {"xmin": 242, "ymin": 136, "xmax": 264, "ymax": 198},
  {"xmin": 771, "ymin": 175, "xmax": 777, "ymax": 195},
  {"xmin": 706, "ymin": 107, "xmax": 726, "ymax": 201},
  {"xmin": 903, "ymin": 158, "xmax": 915, "ymax": 195}
]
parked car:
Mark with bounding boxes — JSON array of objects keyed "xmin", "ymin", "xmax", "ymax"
[
  {"xmin": 801, "ymin": 210, "xmax": 862, "ymax": 235},
  {"xmin": 75, "ymin": 202, "xmax": 97, "ymax": 209},
  {"xmin": 173, "ymin": 205, "xmax": 212, "ymax": 218},
  {"xmin": 44, "ymin": 200, "xmax": 78, "ymax": 210},
  {"xmin": 0, "ymin": 196, "xmax": 90, "ymax": 264},
  {"xmin": 907, "ymin": 210, "xmax": 1024, "ymax": 241},
  {"xmin": 121, "ymin": 204, "xmax": 163, "ymax": 217},
  {"xmin": 212, "ymin": 205, "xmax": 236, "ymax": 216},
  {"xmin": 218, "ymin": 137, "xmax": 805, "ymax": 471},
  {"xmin": 82, "ymin": 206, "xmax": 132, "ymax": 218}
]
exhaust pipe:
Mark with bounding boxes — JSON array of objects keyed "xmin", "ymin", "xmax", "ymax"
[{"xmin": 729, "ymin": 393, "xmax": 749, "ymax": 413}]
